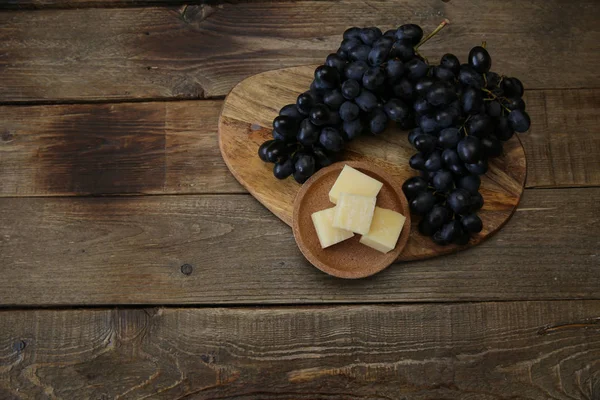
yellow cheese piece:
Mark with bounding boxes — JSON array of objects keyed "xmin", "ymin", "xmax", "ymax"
[
  {"xmin": 311, "ymin": 207, "xmax": 354, "ymax": 249},
  {"xmin": 332, "ymin": 193, "xmax": 377, "ymax": 235},
  {"xmin": 360, "ymin": 207, "xmax": 406, "ymax": 254},
  {"xmin": 328, "ymin": 165, "xmax": 383, "ymax": 204}
]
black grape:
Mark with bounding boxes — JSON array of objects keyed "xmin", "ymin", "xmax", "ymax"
[
  {"xmin": 442, "ymin": 148, "xmax": 461, "ymax": 167},
  {"xmin": 468, "ymin": 46, "xmax": 492, "ymax": 73},
  {"xmin": 447, "ymin": 188, "xmax": 472, "ymax": 214},
  {"xmin": 355, "ymin": 89, "xmax": 379, "ymax": 112},
  {"xmin": 343, "ymin": 27, "xmax": 362, "ymax": 41},
  {"xmin": 314, "ymin": 65, "xmax": 340, "ymax": 88},
  {"xmin": 273, "ymin": 158, "xmax": 295, "ymax": 179},
  {"xmin": 486, "ymin": 100, "xmax": 502, "ymax": 117},
  {"xmin": 409, "ymin": 152, "xmax": 426, "ymax": 170},
  {"xmin": 339, "ymin": 101, "xmax": 360, "ymax": 121},
  {"xmin": 402, "ymin": 176, "xmax": 428, "ymax": 200},
  {"xmin": 414, "ymin": 97, "xmax": 433, "ymax": 115},
  {"xmin": 325, "ymin": 53, "xmax": 348, "ymax": 73},
  {"xmin": 406, "ymin": 58, "xmax": 428, "ymax": 80},
  {"xmin": 508, "ymin": 110, "xmax": 531, "ymax": 132},
  {"xmin": 494, "ymin": 116, "xmax": 514, "ymax": 141},
  {"xmin": 505, "ymin": 97, "xmax": 526, "ymax": 111},
  {"xmin": 421, "ymin": 205, "xmax": 451, "ymax": 236},
  {"xmin": 363, "ymin": 67, "xmax": 385, "ymax": 90},
  {"xmin": 258, "ymin": 140, "xmax": 275, "ymax": 162},
  {"xmin": 369, "ymin": 108, "xmax": 389, "ymax": 134},
  {"xmin": 427, "ymin": 82, "xmax": 457, "ymax": 106},
  {"xmin": 391, "ymin": 40, "xmax": 415, "ymax": 61},
  {"xmin": 309, "ymin": 104, "xmax": 330, "ymax": 126},
  {"xmin": 501, "ymin": 77, "xmax": 524, "ymax": 97},
  {"xmin": 384, "ymin": 29, "xmax": 397, "ymax": 37},
  {"xmin": 433, "ymin": 170, "xmax": 454, "ymax": 192},
  {"xmin": 296, "ymin": 92, "xmax": 315, "ymax": 115},
  {"xmin": 457, "ymin": 175, "xmax": 481, "ymax": 194},
  {"xmin": 457, "ymin": 136, "xmax": 483, "ymax": 163},
  {"xmin": 384, "ymin": 98, "xmax": 409, "ymax": 122},
  {"xmin": 297, "ymin": 119, "xmax": 320, "ymax": 145},
  {"xmin": 438, "ymin": 127, "xmax": 463, "ymax": 149},
  {"xmin": 313, "ymin": 147, "xmax": 333, "ymax": 168},
  {"xmin": 466, "ymin": 114, "xmax": 493, "ymax": 138},
  {"xmin": 415, "ymin": 77, "xmax": 436, "ymax": 96},
  {"xmin": 433, "ymin": 66, "xmax": 456, "ymax": 81},
  {"xmin": 408, "ymin": 128, "xmax": 423, "ymax": 145},
  {"xmin": 273, "ymin": 115, "xmax": 298, "ymax": 136},
  {"xmin": 368, "ymin": 45, "xmax": 389, "ymax": 67},
  {"xmin": 319, "ymin": 127, "xmax": 344, "ymax": 152},
  {"xmin": 440, "ymin": 53, "xmax": 460, "ymax": 75},
  {"xmin": 345, "ymin": 61, "xmax": 369, "ymax": 81},
  {"xmin": 485, "ymin": 71, "xmax": 501, "ymax": 89},
  {"xmin": 425, "ymin": 150, "xmax": 443, "ymax": 171},
  {"xmin": 342, "ymin": 118, "xmax": 364, "ymax": 141},
  {"xmin": 435, "ymin": 109, "xmax": 455, "ymax": 129},
  {"xmin": 470, "ymin": 192, "xmax": 484, "ymax": 211},
  {"xmin": 279, "ymin": 104, "xmax": 303, "ymax": 120},
  {"xmin": 414, "ymin": 134, "xmax": 437, "ymax": 153},
  {"xmin": 437, "ymin": 221, "xmax": 462, "ymax": 244},
  {"xmin": 340, "ymin": 38, "xmax": 361, "ymax": 53},
  {"xmin": 393, "ymin": 78, "xmax": 414, "ymax": 101},
  {"xmin": 418, "ymin": 113, "xmax": 438, "ymax": 133},
  {"xmin": 395, "ymin": 24, "xmax": 423, "ymax": 45},
  {"xmin": 459, "ymin": 65, "xmax": 484, "ymax": 88},
  {"xmin": 342, "ymin": 79, "xmax": 362, "ymax": 99},
  {"xmin": 323, "ymin": 89, "xmax": 345, "ymax": 110},
  {"xmin": 465, "ymin": 158, "xmax": 489, "ymax": 175},
  {"xmin": 461, "ymin": 87, "xmax": 483, "ymax": 114},
  {"xmin": 360, "ymin": 27, "xmax": 382, "ymax": 45},
  {"xmin": 481, "ymin": 135, "xmax": 503, "ymax": 157},
  {"xmin": 410, "ymin": 191, "xmax": 436, "ymax": 215},
  {"xmin": 385, "ymin": 59, "xmax": 405, "ymax": 82},
  {"xmin": 265, "ymin": 140, "xmax": 288, "ymax": 163},
  {"xmin": 461, "ymin": 213, "xmax": 483, "ymax": 233},
  {"xmin": 349, "ymin": 44, "xmax": 372, "ymax": 62}
]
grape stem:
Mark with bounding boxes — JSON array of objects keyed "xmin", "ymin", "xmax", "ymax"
[
  {"xmin": 481, "ymin": 41, "xmax": 487, "ymax": 49},
  {"xmin": 481, "ymin": 87, "xmax": 512, "ymax": 112},
  {"xmin": 415, "ymin": 19, "xmax": 450, "ymax": 49}
]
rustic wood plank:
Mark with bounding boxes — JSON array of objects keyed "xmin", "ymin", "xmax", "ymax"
[
  {"xmin": 522, "ymin": 89, "xmax": 600, "ymax": 187},
  {"xmin": 0, "ymin": 101, "xmax": 242, "ymax": 196},
  {"xmin": 0, "ymin": 0, "xmax": 598, "ymax": 103},
  {"xmin": 0, "ymin": 0, "xmax": 191, "ymax": 8},
  {"xmin": 1, "ymin": 89, "xmax": 598, "ymax": 197},
  {"xmin": 0, "ymin": 302, "xmax": 599, "ymax": 398},
  {"xmin": 0, "ymin": 188, "xmax": 598, "ymax": 306}
]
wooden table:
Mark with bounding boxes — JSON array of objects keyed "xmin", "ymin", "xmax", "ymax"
[{"xmin": 0, "ymin": 1, "xmax": 599, "ymax": 398}]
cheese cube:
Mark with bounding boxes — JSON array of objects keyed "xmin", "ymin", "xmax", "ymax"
[
  {"xmin": 360, "ymin": 207, "xmax": 406, "ymax": 254},
  {"xmin": 311, "ymin": 207, "xmax": 354, "ymax": 249},
  {"xmin": 332, "ymin": 193, "xmax": 377, "ymax": 235},
  {"xmin": 328, "ymin": 165, "xmax": 383, "ymax": 204}
]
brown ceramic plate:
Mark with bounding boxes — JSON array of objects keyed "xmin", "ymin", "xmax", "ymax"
[{"xmin": 292, "ymin": 161, "xmax": 411, "ymax": 279}]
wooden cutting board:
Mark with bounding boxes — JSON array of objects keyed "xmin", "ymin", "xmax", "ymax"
[{"xmin": 218, "ymin": 65, "xmax": 527, "ymax": 261}]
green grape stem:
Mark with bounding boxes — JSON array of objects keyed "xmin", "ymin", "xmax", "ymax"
[{"xmin": 415, "ymin": 19, "xmax": 450, "ymax": 49}]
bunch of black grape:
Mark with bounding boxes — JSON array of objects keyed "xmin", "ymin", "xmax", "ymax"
[
  {"xmin": 402, "ymin": 45, "xmax": 530, "ymax": 246},
  {"xmin": 258, "ymin": 24, "xmax": 430, "ymax": 183}
]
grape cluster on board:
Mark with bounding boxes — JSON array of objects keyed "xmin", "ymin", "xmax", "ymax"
[{"xmin": 257, "ymin": 22, "xmax": 531, "ymax": 246}]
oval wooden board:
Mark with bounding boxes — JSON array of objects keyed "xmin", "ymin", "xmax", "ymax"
[{"xmin": 218, "ymin": 65, "xmax": 527, "ymax": 262}]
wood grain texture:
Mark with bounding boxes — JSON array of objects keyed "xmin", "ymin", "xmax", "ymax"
[
  {"xmin": 0, "ymin": 188, "xmax": 598, "ymax": 306},
  {"xmin": 1, "ymin": 89, "xmax": 597, "ymax": 197},
  {"xmin": 219, "ymin": 65, "xmax": 526, "ymax": 261},
  {"xmin": 0, "ymin": 101, "xmax": 241, "ymax": 196},
  {"xmin": 0, "ymin": 302, "xmax": 599, "ymax": 399},
  {"xmin": 522, "ymin": 89, "xmax": 600, "ymax": 188},
  {"xmin": 0, "ymin": 0, "xmax": 599, "ymax": 103}
]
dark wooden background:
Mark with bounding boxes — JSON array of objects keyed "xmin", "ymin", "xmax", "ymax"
[{"xmin": 0, "ymin": 0, "xmax": 599, "ymax": 398}]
